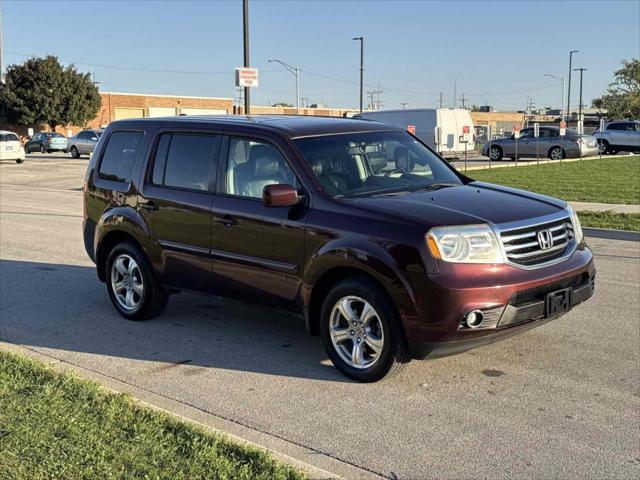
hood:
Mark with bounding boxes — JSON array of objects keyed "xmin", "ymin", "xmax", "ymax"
[{"xmin": 346, "ymin": 182, "xmax": 567, "ymax": 227}]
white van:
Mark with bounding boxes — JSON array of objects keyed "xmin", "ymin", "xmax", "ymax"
[
  {"xmin": 355, "ymin": 108, "xmax": 475, "ymax": 158},
  {"xmin": 0, "ymin": 130, "xmax": 26, "ymax": 164}
]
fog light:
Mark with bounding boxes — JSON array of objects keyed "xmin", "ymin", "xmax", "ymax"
[{"xmin": 465, "ymin": 310, "xmax": 484, "ymax": 328}]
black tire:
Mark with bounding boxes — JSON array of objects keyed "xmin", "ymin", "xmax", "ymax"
[
  {"xmin": 320, "ymin": 277, "xmax": 408, "ymax": 382},
  {"xmin": 71, "ymin": 146, "xmax": 80, "ymax": 159},
  {"xmin": 488, "ymin": 145, "xmax": 503, "ymax": 161},
  {"xmin": 39, "ymin": 145, "xmax": 45, "ymax": 154},
  {"xmin": 15, "ymin": 158, "xmax": 24, "ymax": 164},
  {"xmin": 597, "ymin": 139, "xmax": 610, "ymax": 155},
  {"xmin": 105, "ymin": 242, "xmax": 168, "ymax": 321}
]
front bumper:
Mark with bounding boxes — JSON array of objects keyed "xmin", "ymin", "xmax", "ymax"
[
  {"xmin": 405, "ymin": 244, "xmax": 595, "ymax": 357},
  {"xmin": 410, "ymin": 270, "xmax": 595, "ymax": 358}
]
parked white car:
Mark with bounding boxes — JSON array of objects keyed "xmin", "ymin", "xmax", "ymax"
[
  {"xmin": 0, "ymin": 130, "xmax": 26, "ymax": 164},
  {"xmin": 593, "ymin": 120, "xmax": 640, "ymax": 154},
  {"xmin": 354, "ymin": 108, "xmax": 475, "ymax": 158}
]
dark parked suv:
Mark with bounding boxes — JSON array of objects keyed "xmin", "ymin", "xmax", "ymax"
[{"xmin": 83, "ymin": 116, "xmax": 595, "ymax": 381}]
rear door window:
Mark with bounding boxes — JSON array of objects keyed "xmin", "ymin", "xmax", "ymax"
[
  {"xmin": 151, "ymin": 133, "xmax": 219, "ymax": 192},
  {"xmin": 98, "ymin": 131, "xmax": 143, "ymax": 183}
]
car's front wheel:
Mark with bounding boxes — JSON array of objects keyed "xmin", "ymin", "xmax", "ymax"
[
  {"xmin": 105, "ymin": 242, "xmax": 168, "ymax": 320},
  {"xmin": 320, "ymin": 277, "xmax": 408, "ymax": 382},
  {"xmin": 15, "ymin": 158, "xmax": 24, "ymax": 164}
]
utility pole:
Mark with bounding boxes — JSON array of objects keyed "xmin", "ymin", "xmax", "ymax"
[
  {"xmin": 574, "ymin": 67, "xmax": 587, "ymax": 134},
  {"xmin": 0, "ymin": 0, "xmax": 4, "ymax": 84},
  {"xmin": 366, "ymin": 89, "xmax": 375, "ymax": 110},
  {"xmin": 461, "ymin": 93, "xmax": 466, "ymax": 109},
  {"xmin": 376, "ymin": 84, "xmax": 383, "ymax": 110},
  {"xmin": 352, "ymin": 37, "xmax": 364, "ymax": 112},
  {"xmin": 545, "ymin": 73, "xmax": 565, "ymax": 121},
  {"xmin": 439, "ymin": 92, "xmax": 443, "ymax": 108},
  {"xmin": 268, "ymin": 59, "xmax": 300, "ymax": 114},
  {"xmin": 242, "ymin": 0, "xmax": 251, "ymax": 114},
  {"xmin": 566, "ymin": 50, "xmax": 578, "ymax": 124},
  {"xmin": 453, "ymin": 79, "xmax": 457, "ymax": 108}
]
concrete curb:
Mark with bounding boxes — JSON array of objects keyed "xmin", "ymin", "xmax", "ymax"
[
  {"xmin": 584, "ymin": 228, "xmax": 640, "ymax": 242},
  {"xmin": 0, "ymin": 341, "xmax": 384, "ymax": 480},
  {"xmin": 458, "ymin": 153, "xmax": 636, "ymax": 172}
]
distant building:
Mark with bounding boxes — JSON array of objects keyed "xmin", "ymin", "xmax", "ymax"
[{"xmin": 479, "ymin": 105, "xmax": 495, "ymax": 113}]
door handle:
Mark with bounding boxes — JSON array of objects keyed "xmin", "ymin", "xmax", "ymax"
[
  {"xmin": 139, "ymin": 201, "xmax": 158, "ymax": 212},
  {"xmin": 215, "ymin": 214, "xmax": 238, "ymax": 227}
]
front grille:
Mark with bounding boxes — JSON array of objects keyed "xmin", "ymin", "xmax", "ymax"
[
  {"xmin": 499, "ymin": 216, "xmax": 575, "ymax": 267},
  {"xmin": 510, "ymin": 273, "xmax": 588, "ymax": 306}
]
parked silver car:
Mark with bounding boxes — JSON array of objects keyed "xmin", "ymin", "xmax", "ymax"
[
  {"xmin": 68, "ymin": 129, "xmax": 103, "ymax": 158},
  {"xmin": 593, "ymin": 120, "xmax": 640, "ymax": 154},
  {"xmin": 481, "ymin": 126, "xmax": 598, "ymax": 161}
]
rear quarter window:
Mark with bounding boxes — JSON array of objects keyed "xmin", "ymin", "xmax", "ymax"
[{"xmin": 98, "ymin": 131, "xmax": 143, "ymax": 183}]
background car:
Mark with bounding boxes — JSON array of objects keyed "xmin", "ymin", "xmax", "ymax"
[
  {"xmin": 68, "ymin": 129, "xmax": 103, "ymax": 158},
  {"xmin": 0, "ymin": 130, "xmax": 26, "ymax": 163},
  {"xmin": 593, "ymin": 120, "xmax": 640, "ymax": 154},
  {"xmin": 481, "ymin": 126, "xmax": 598, "ymax": 160},
  {"xmin": 25, "ymin": 132, "xmax": 68, "ymax": 153}
]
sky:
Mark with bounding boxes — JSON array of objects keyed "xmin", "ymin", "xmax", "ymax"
[{"xmin": 2, "ymin": 0, "xmax": 639, "ymax": 111}]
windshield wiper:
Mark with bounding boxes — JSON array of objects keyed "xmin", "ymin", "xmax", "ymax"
[{"xmin": 421, "ymin": 183, "xmax": 459, "ymax": 191}]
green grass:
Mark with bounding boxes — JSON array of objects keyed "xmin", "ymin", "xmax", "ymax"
[
  {"xmin": 0, "ymin": 351, "xmax": 305, "ymax": 480},
  {"xmin": 577, "ymin": 211, "xmax": 640, "ymax": 232},
  {"xmin": 470, "ymin": 156, "xmax": 640, "ymax": 205}
]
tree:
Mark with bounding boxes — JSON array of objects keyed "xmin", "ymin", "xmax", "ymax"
[
  {"xmin": 592, "ymin": 59, "xmax": 640, "ymax": 119},
  {"xmin": 0, "ymin": 56, "xmax": 101, "ymax": 131}
]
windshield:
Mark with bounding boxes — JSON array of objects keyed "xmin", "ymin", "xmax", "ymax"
[{"xmin": 294, "ymin": 131, "xmax": 462, "ymax": 198}]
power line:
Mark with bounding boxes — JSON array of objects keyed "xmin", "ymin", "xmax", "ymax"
[{"xmin": 3, "ymin": 49, "xmax": 565, "ymax": 101}]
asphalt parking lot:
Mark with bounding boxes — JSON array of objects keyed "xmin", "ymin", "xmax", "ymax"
[{"xmin": 1, "ymin": 154, "xmax": 639, "ymax": 479}]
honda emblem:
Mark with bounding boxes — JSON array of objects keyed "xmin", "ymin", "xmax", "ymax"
[{"xmin": 537, "ymin": 229, "xmax": 554, "ymax": 250}]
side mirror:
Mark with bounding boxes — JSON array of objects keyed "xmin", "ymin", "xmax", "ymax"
[{"xmin": 262, "ymin": 184, "xmax": 300, "ymax": 207}]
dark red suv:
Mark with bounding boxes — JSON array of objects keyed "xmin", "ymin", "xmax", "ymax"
[{"xmin": 83, "ymin": 116, "xmax": 595, "ymax": 381}]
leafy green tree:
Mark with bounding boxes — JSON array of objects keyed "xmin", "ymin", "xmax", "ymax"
[
  {"xmin": 0, "ymin": 56, "xmax": 101, "ymax": 131},
  {"xmin": 592, "ymin": 59, "xmax": 640, "ymax": 119}
]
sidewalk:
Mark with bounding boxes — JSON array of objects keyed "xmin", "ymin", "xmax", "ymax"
[{"xmin": 570, "ymin": 201, "xmax": 640, "ymax": 215}]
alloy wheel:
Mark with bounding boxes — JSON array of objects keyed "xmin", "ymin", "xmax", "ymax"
[
  {"xmin": 489, "ymin": 147, "xmax": 501, "ymax": 160},
  {"xmin": 110, "ymin": 254, "xmax": 144, "ymax": 311},
  {"xmin": 329, "ymin": 296, "xmax": 384, "ymax": 369},
  {"xmin": 550, "ymin": 147, "xmax": 563, "ymax": 160}
]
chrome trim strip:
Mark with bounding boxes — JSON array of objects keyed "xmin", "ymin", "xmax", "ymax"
[
  {"xmin": 210, "ymin": 249, "xmax": 298, "ymax": 274},
  {"xmin": 159, "ymin": 240, "xmax": 210, "ymax": 256},
  {"xmin": 492, "ymin": 209, "xmax": 577, "ymax": 270},
  {"xmin": 507, "ymin": 242, "xmax": 567, "ymax": 259}
]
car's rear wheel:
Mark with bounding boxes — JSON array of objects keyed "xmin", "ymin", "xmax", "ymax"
[
  {"xmin": 71, "ymin": 146, "xmax": 80, "ymax": 158},
  {"xmin": 488, "ymin": 145, "xmax": 503, "ymax": 161},
  {"xmin": 548, "ymin": 146, "xmax": 564, "ymax": 160},
  {"xmin": 105, "ymin": 242, "xmax": 168, "ymax": 320},
  {"xmin": 597, "ymin": 140, "xmax": 609, "ymax": 154},
  {"xmin": 320, "ymin": 277, "xmax": 408, "ymax": 382},
  {"xmin": 15, "ymin": 158, "xmax": 24, "ymax": 164}
]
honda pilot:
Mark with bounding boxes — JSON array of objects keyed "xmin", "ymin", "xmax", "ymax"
[{"xmin": 83, "ymin": 116, "xmax": 595, "ymax": 382}]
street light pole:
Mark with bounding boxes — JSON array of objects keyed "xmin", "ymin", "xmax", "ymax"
[
  {"xmin": 566, "ymin": 50, "xmax": 578, "ymax": 124},
  {"xmin": 268, "ymin": 59, "xmax": 300, "ymax": 114},
  {"xmin": 242, "ymin": 0, "xmax": 250, "ymax": 115},
  {"xmin": 545, "ymin": 74, "xmax": 565, "ymax": 121},
  {"xmin": 574, "ymin": 67, "xmax": 587, "ymax": 134},
  {"xmin": 352, "ymin": 37, "xmax": 364, "ymax": 112}
]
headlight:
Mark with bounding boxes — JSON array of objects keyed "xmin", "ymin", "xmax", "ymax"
[
  {"xmin": 426, "ymin": 224, "xmax": 504, "ymax": 264},
  {"xmin": 568, "ymin": 206, "xmax": 584, "ymax": 243}
]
